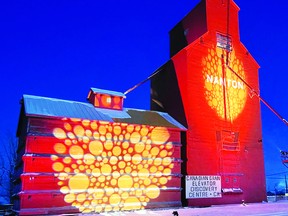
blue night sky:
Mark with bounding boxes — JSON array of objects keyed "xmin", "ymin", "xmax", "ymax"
[{"xmin": 0, "ymin": 0, "xmax": 288, "ymax": 191}]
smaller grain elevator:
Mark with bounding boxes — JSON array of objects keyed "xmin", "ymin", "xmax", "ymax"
[
  {"xmin": 13, "ymin": 88, "xmax": 185, "ymax": 215},
  {"xmin": 151, "ymin": 0, "xmax": 267, "ymax": 206}
]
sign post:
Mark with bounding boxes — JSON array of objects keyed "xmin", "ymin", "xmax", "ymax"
[{"xmin": 185, "ymin": 175, "xmax": 222, "ymax": 199}]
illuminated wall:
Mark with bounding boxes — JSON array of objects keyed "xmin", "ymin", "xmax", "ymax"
[
  {"xmin": 203, "ymin": 47, "xmax": 247, "ymax": 121},
  {"xmin": 15, "ymin": 115, "xmax": 183, "ymax": 215},
  {"xmin": 151, "ymin": 0, "xmax": 266, "ymax": 206},
  {"xmin": 87, "ymin": 88, "xmax": 125, "ymax": 110}
]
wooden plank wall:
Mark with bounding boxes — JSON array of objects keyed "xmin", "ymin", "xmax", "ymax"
[{"xmin": 15, "ymin": 117, "xmax": 183, "ymax": 215}]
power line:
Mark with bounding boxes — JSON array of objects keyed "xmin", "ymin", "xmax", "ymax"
[
  {"xmin": 266, "ymin": 171, "xmax": 288, "ymax": 177},
  {"xmin": 226, "ymin": 65, "xmax": 288, "ymax": 126},
  {"xmin": 266, "ymin": 177, "xmax": 287, "ymax": 180},
  {"xmin": 124, "ymin": 67, "xmax": 164, "ymax": 95},
  {"xmin": 124, "ymin": 43, "xmax": 288, "ymax": 127}
]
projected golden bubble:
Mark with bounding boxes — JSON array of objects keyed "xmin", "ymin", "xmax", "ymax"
[
  {"xmin": 52, "ymin": 119, "xmax": 174, "ymax": 213},
  {"xmin": 202, "ymin": 48, "xmax": 247, "ymax": 121}
]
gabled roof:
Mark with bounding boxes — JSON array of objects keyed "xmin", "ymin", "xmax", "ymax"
[
  {"xmin": 90, "ymin": 88, "xmax": 126, "ymax": 98},
  {"xmin": 23, "ymin": 94, "xmax": 113, "ymax": 122},
  {"xmin": 21, "ymin": 94, "xmax": 186, "ymax": 130}
]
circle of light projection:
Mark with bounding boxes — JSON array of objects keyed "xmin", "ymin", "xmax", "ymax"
[
  {"xmin": 202, "ymin": 47, "xmax": 247, "ymax": 121},
  {"xmin": 52, "ymin": 118, "xmax": 175, "ymax": 213}
]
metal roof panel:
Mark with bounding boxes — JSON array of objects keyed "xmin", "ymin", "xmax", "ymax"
[
  {"xmin": 90, "ymin": 88, "xmax": 126, "ymax": 98},
  {"xmin": 113, "ymin": 108, "xmax": 186, "ymax": 130},
  {"xmin": 94, "ymin": 107, "xmax": 131, "ymax": 119},
  {"xmin": 23, "ymin": 95, "xmax": 113, "ymax": 122},
  {"xmin": 22, "ymin": 95, "xmax": 186, "ymax": 130}
]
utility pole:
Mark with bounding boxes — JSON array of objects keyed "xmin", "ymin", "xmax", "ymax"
[{"xmin": 285, "ymin": 175, "xmax": 288, "ymax": 197}]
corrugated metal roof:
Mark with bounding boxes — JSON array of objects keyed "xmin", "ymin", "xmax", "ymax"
[
  {"xmin": 157, "ymin": 111, "xmax": 186, "ymax": 130},
  {"xmin": 23, "ymin": 95, "xmax": 113, "ymax": 122},
  {"xmin": 95, "ymin": 107, "xmax": 131, "ymax": 119},
  {"xmin": 113, "ymin": 108, "xmax": 186, "ymax": 130},
  {"xmin": 90, "ymin": 88, "xmax": 126, "ymax": 98},
  {"xmin": 22, "ymin": 94, "xmax": 186, "ymax": 130}
]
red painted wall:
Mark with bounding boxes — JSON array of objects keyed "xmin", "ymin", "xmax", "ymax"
[
  {"xmin": 152, "ymin": 0, "xmax": 266, "ymax": 206},
  {"xmin": 17, "ymin": 117, "xmax": 183, "ymax": 215}
]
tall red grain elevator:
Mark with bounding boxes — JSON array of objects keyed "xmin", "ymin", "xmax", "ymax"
[{"xmin": 151, "ymin": 0, "xmax": 267, "ymax": 206}]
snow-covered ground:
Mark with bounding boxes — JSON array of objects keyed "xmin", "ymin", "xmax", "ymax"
[{"xmin": 89, "ymin": 200, "xmax": 288, "ymax": 216}]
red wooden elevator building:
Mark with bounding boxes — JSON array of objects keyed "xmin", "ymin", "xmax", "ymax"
[
  {"xmin": 14, "ymin": 89, "xmax": 185, "ymax": 215},
  {"xmin": 151, "ymin": 0, "xmax": 266, "ymax": 206}
]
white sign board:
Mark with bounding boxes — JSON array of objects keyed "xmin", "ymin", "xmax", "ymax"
[{"xmin": 186, "ymin": 175, "xmax": 222, "ymax": 199}]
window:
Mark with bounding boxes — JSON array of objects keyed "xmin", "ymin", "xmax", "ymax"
[
  {"xmin": 216, "ymin": 33, "xmax": 232, "ymax": 51},
  {"xmin": 216, "ymin": 130, "xmax": 240, "ymax": 151}
]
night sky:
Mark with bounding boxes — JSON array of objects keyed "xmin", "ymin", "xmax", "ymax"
[{"xmin": 1, "ymin": 0, "xmax": 288, "ymax": 192}]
